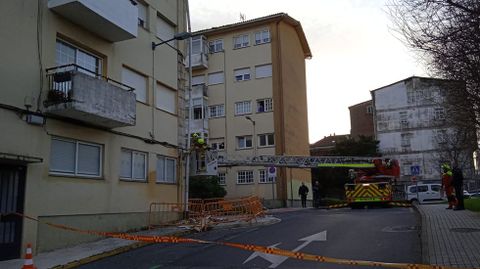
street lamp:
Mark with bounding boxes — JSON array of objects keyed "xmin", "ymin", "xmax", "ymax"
[
  {"xmin": 151, "ymin": 32, "xmax": 191, "ymax": 50},
  {"xmin": 245, "ymin": 116, "xmax": 256, "ymax": 157}
]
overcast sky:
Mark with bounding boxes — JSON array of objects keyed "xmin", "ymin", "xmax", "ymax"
[{"xmin": 189, "ymin": 0, "xmax": 426, "ymax": 143}]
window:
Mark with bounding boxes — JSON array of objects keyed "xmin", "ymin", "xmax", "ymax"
[
  {"xmin": 431, "ymin": 185, "xmax": 441, "ymax": 192},
  {"xmin": 193, "ymin": 106, "xmax": 203, "ymax": 119},
  {"xmin": 137, "ymin": 2, "xmax": 148, "ymax": 28},
  {"xmin": 209, "ymin": 104, "xmax": 225, "ymax": 118},
  {"xmin": 258, "ymin": 133, "xmax": 275, "ymax": 147},
  {"xmin": 436, "ymin": 129, "xmax": 448, "ymax": 144},
  {"xmin": 156, "ymin": 16, "xmax": 175, "ymax": 46},
  {"xmin": 434, "ymin": 107, "xmax": 445, "ymax": 120},
  {"xmin": 50, "ymin": 137, "xmax": 102, "ymax": 177},
  {"xmin": 255, "ymin": 29, "xmax": 270, "ymax": 45},
  {"xmin": 237, "ymin": 170, "xmax": 254, "ymax": 184},
  {"xmin": 218, "ymin": 172, "xmax": 226, "ymax": 185},
  {"xmin": 255, "ymin": 64, "xmax": 272, "ymax": 79},
  {"xmin": 233, "ymin": 34, "xmax": 249, "ymax": 49},
  {"xmin": 208, "ymin": 72, "xmax": 224, "ymax": 85},
  {"xmin": 56, "ymin": 40, "xmax": 102, "ymax": 75},
  {"xmin": 259, "ymin": 170, "xmax": 274, "ymax": 183},
  {"xmin": 234, "ymin": 68, "xmax": 251, "ymax": 81},
  {"xmin": 156, "ymin": 83, "xmax": 176, "ymax": 113},
  {"xmin": 366, "ymin": 105, "xmax": 373, "ymax": 114},
  {"xmin": 237, "ymin": 136, "xmax": 252, "ymax": 149},
  {"xmin": 235, "ymin": 101, "xmax": 251, "ymax": 115},
  {"xmin": 122, "ymin": 67, "xmax": 148, "ymax": 103},
  {"xmin": 156, "ymin": 156, "xmax": 176, "ymax": 183},
  {"xmin": 257, "ymin": 98, "xmax": 273, "ymax": 112},
  {"xmin": 401, "ymin": 133, "xmax": 412, "ymax": 147},
  {"xmin": 191, "ymin": 75, "xmax": 205, "ymax": 86},
  {"xmin": 120, "ymin": 149, "xmax": 147, "ymax": 181},
  {"xmin": 211, "ymin": 140, "xmax": 225, "ymax": 150},
  {"xmin": 209, "ymin": 39, "xmax": 223, "ymax": 53},
  {"xmin": 399, "ymin": 111, "xmax": 408, "ymax": 128}
]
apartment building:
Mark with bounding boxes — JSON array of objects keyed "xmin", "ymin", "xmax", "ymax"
[
  {"xmin": 371, "ymin": 76, "xmax": 476, "ymax": 182},
  {"xmin": 0, "ymin": 0, "xmax": 187, "ymax": 258},
  {"xmin": 349, "ymin": 100, "xmax": 374, "ymax": 138},
  {"xmin": 186, "ymin": 13, "xmax": 312, "ymax": 206}
]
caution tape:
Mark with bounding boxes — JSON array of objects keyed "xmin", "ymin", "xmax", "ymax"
[
  {"xmin": 3, "ymin": 213, "xmax": 468, "ymax": 269},
  {"xmin": 328, "ymin": 203, "xmax": 349, "ymax": 208}
]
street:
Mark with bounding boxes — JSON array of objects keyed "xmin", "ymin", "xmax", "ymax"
[{"xmin": 78, "ymin": 207, "xmax": 422, "ymax": 269}]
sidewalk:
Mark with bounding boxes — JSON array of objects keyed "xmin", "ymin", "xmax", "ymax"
[
  {"xmin": 416, "ymin": 203, "xmax": 480, "ymax": 268},
  {"xmin": 0, "ymin": 215, "xmax": 280, "ymax": 269}
]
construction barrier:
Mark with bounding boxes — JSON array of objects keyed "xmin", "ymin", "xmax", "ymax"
[
  {"xmin": 3, "ymin": 212, "xmax": 468, "ymax": 269},
  {"xmin": 148, "ymin": 196, "xmax": 265, "ymax": 230},
  {"xmin": 327, "ymin": 201, "xmax": 412, "ymax": 209}
]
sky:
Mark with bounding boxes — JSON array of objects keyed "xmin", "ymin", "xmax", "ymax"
[{"xmin": 189, "ymin": 0, "xmax": 426, "ymax": 144}]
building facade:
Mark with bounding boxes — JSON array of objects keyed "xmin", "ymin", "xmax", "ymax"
[
  {"xmin": 372, "ymin": 76, "xmax": 475, "ymax": 182},
  {"xmin": 349, "ymin": 100, "xmax": 374, "ymax": 138},
  {"xmin": 310, "ymin": 134, "xmax": 350, "ymax": 156},
  {"xmin": 187, "ymin": 13, "xmax": 312, "ymax": 206},
  {"xmin": 0, "ymin": 0, "xmax": 187, "ymax": 258}
]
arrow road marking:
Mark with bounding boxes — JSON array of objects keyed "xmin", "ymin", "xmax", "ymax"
[{"xmin": 243, "ymin": 230, "xmax": 327, "ymax": 268}]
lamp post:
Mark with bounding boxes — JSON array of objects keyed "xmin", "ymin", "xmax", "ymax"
[
  {"xmin": 151, "ymin": 31, "xmax": 191, "ymax": 215},
  {"xmin": 245, "ymin": 116, "xmax": 256, "ymax": 156}
]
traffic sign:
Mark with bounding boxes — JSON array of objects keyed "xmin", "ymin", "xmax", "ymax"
[
  {"xmin": 268, "ymin": 166, "xmax": 276, "ymax": 180},
  {"xmin": 410, "ymin": 165, "xmax": 420, "ymax": 176}
]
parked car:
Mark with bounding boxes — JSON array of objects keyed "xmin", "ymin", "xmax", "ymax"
[
  {"xmin": 463, "ymin": 190, "xmax": 472, "ymax": 199},
  {"xmin": 406, "ymin": 183, "xmax": 444, "ymax": 203}
]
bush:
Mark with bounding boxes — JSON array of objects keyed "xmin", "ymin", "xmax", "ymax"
[{"xmin": 189, "ymin": 175, "xmax": 227, "ymax": 199}]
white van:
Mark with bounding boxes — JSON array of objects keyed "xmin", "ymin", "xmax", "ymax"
[{"xmin": 406, "ymin": 183, "xmax": 444, "ymax": 203}]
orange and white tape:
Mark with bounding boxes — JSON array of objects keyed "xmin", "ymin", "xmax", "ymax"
[{"xmin": 2, "ymin": 213, "xmax": 469, "ymax": 269}]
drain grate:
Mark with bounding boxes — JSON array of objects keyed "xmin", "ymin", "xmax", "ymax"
[{"xmin": 450, "ymin": 228, "xmax": 480, "ymax": 233}]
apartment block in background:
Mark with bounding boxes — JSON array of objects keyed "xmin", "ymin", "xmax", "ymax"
[
  {"xmin": 371, "ymin": 76, "xmax": 475, "ymax": 182},
  {"xmin": 186, "ymin": 13, "xmax": 312, "ymax": 207},
  {"xmin": 0, "ymin": 0, "xmax": 187, "ymax": 258}
]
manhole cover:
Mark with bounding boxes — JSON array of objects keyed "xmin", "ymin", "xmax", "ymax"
[
  {"xmin": 450, "ymin": 228, "xmax": 480, "ymax": 233},
  {"xmin": 382, "ymin": 226, "xmax": 419, "ymax": 232}
]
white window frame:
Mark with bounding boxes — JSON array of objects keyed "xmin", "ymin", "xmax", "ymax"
[
  {"xmin": 255, "ymin": 29, "xmax": 270, "ymax": 45},
  {"xmin": 156, "ymin": 155, "xmax": 177, "ymax": 183},
  {"xmin": 50, "ymin": 137, "xmax": 103, "ymax": 178},
  {"xmin": 208, "ymin": 72, "xmax": 224, "ymax": 85},
  {"xmin": 120, "ymin": 148, "xmax": 147, "ymax": 181},
  {"xmin": 258, "ymin": 133, "xmax": 275, "ymax": 147},
  {"xmin": 137, "ymin": 1, "xmax": 148, "ymax": 29},
  {"xmin": 237, "ymin": 170, "xmax": 254, "ymax": 184},
  {"xmin": 56, "ymin": 39, "xmax": 103, "ymax": 75},
  {"xmin": 234, "ymin": 68, "xmax": 251, "ymax": 81},
  {"xmin": 218, "ymin": 172, "xmax": 226, "ymax": 185},
  {"xmin": 257, "ymin": 98, "xmax": 273, "ymax": 113},
  {"xmin": 399, "ymin": 111, "xmax": 408, "ymax": 128},
  {"xmin": 235, "ymin": 101, "xmax": 251, "ymax": 115},
  {"xmin": 255, "ymin": 64, "xmax": 272, "ymax": 79},
  {"xmin": 209, "ymin": 39, "xmax": 223, "ymax": 53},
  {"xmin": 210, "ymin": 140, "xmax": 225, "ymax": 151},
  {"xmin": 209, "ymin": 104, "xmax": 225, "ymax": 118},
  {"xmin": 259, "ymin": 169, "xmax": 274, "ymax": 183},
  {"xmin": 237, "ymin": 136, "xmax": 253, "ymax": 149},
  {"xmin": 233, "ymin": 34, "xmax": 249, "ymax": 49}
]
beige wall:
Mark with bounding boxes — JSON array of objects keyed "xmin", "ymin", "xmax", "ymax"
[{"xmin": 0, "ymin": 0, "xmax": 187, "ymax": 254}]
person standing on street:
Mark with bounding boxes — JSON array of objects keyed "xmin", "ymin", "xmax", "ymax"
[
  {"xmin": 452, "ymin": 166, "xmax": 465, "ymax": 210},
  {"xmin": 298, "ymin": 182, "xmax": 309, "ymax": 208},
  {"xmin": 312, "ymin": 181, "xmax": 321, "ymax": 208},
  {"xmin": 441, "ymin": 164, "xmax": 456, "ymax": 209}
]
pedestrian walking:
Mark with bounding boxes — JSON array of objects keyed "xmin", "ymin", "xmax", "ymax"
[
  {"xmin": 312, "ymin": 181, "xmax": 321, "ymax": 208},
  {"xmin": 298, "ymin": 182, "xmax": 309, "ymax": 208},
  {"xmin": 441, "ymin": 163, "xmax": 456, "ymax": 209},
  {"xmin": 452, "ymin": 166, "xmax": 465, "ymax": 210}
]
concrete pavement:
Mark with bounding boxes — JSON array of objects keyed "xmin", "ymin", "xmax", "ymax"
[{"xmin": 417, "ymin": 203, "xmax": 480, "ymax": 268}]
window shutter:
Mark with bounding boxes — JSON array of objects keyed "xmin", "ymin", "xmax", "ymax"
[
  {"xmin": 166, "ymin": 159, "xmax": 175, "ymax": 182},
  {"xmin": 77, "ymin": 143, "xmax": 101, "ymax": 176},
  {"xmin": 208, "ymin": 72, "xmax": 224, "ymax": 85},
  {"xmin": 156, "ymin": 16, "xmax": 175, "ymax": 46},
  {"xmin": 50, "ymin": 139, "xmax": 76, "ymax": 173},
  {"xmin": 255, "ymin": 64, "xmax": 272, "ymax": 78},
  {"xmin": 156, "ymin": 83, "xmax": 176, "ymax": 113},
  {"xmin": 137, "ymin": 3, "xmax": 147, "ymax": 27},
  {"xmin": 192, "ymin": 75, "xmax": 205, "ymax": 85},
  {"xmin": 133, "ymin": 152, "xmax": 146, "ymax": 180},
  {"xmin": 156, "ymin": 156, "xmax": 165, "ymax": 182},
  {"xmin": 122, "ymin": 67, "xmax": 147, "ymax": 103}
]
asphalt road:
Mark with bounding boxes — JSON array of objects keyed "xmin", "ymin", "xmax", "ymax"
[{"xmin": 78, "ymin": 207, "xmax": 422, "ymax": 269}]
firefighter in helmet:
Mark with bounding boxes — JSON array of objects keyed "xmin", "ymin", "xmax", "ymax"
[{"xmin": 441, "ymin": 163, "xmax": 456, "ymax": 209}]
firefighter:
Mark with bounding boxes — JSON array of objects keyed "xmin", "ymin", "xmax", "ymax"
[
  {"xmin": 441, "ymin": 163, "xmax": 456, "ymax": 209},
  {"xmin": 452, "ymin": 166, "xmax": 465, "ymax": 211},
  {"xmin": 298, "ymin": 182, "xmax": 309, "ymax": 208}
]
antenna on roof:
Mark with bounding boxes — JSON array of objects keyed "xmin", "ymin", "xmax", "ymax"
[{"xmin": 240, "ymin": 13, "xmax": 246, "ymax": 22}]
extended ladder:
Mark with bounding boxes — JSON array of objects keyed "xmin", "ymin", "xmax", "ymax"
[{"xmin": 217, "ymin": 155, "xmax": 378, "ymax": 168}]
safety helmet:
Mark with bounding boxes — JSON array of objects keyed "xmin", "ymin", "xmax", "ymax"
[{"xmin": 441, "ymin": 163, "xmax": 451, "ymax": 171}]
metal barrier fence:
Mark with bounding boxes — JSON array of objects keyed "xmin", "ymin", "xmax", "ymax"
[{"xmin": 148, "ymin": 196, "xmax": 265, "ymax": 230}]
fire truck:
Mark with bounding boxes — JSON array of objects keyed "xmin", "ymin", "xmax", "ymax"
[{"xmin": 344, "ymin": 159, "xmax": 400, "ymax": 208}]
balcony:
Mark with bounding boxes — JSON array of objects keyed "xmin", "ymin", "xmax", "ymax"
[
  {"xmin": 48, "ymin": 0, "xmax": 137, "ymax": 42},
  {"xmin": 192, "ymin": 84, "xmax": 208, "ymax": 98},
  {"xmin": 186, "ymin": 36, "xmax": 208, "ymax": 70},
  {"xmin": 45, "ymin": 64, "xmax": 136, "ymax": 129}
]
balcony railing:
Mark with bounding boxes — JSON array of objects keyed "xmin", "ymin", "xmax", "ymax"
[{"xmin": 45, "ymin": 64, "xmax": 136, "ymax": 128}]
